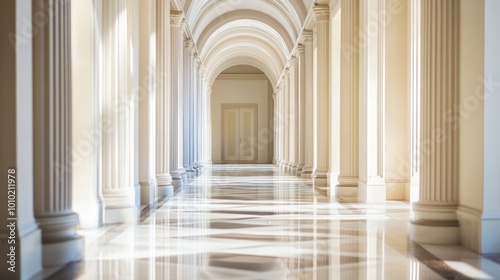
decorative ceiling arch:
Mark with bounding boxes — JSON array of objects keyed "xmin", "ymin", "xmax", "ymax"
[{"xmin": 195, "ymin": 10, "xmax": 295, "ymax": 52}]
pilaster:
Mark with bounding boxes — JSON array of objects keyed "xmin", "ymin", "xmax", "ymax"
[
  {"xmin": 156, "ymin": 0, "xmax": 173, "ymax": 196},
  {"xmin": 288, "ymin": 57, "xmax": 298, "ymax": 173},
  {"xmin": 301, "ymin": 31, "xmax": 315, "ymax": 180},
  {"xmin": 296, "ymin": 45, "xmax": 306, "ymax": 176},
  {"xmin": 336, "ymin": 0, "xmax": 360, "ymax": 198},
  {"xmin": 312, "ymin": 6, "xmax": 330, "ymax": 188},
  {"xmin": 409, "ymin": 0, "xmax": 461, "ymax": 245}
]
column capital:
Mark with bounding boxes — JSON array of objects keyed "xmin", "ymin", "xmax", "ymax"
[
  {"xmin": 295, "ymin": 44, "xmax": 305, "ymax": 55},
  {"xmin": 184, "ymin": 39, "xmax": 194, "ymax": 49},
  {"xmin": 313, "ymin": 5, "xmax": 330, "ymax": 21},
  {"xmin": 170, "ymin": 12, "xmax": 184, "ymax": 27},
  {"xmin": 289, "ymin": 56, "xmax": 298, "ymax": 68},
  {"xmin": 301, "ymin": 30, "xmax": 314, "ymax": 43}
]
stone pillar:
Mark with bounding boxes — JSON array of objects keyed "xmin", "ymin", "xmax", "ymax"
[
  {"xmin": 312, "ymin": 6, "xmax": 330, "ymax": 188},
  {"xmin": 0, "ymin": 0, "xmax": 43, "ymax": 277},
  {"xmin": 336, "ymin": 0, "xmax": 359, "ymax": 198},
  {"xmin": 183, "ymin": 39, "xmax": 195, "ymax": 178},
  {"xmin": 276, "ymin": 85, "xmax": 283, "ymax": 165},
  {"xmin": 296, "ymin": 45, "xmax": 306, "ymax": 176},
  {"xmin": 170, "ymin": 13, "xmax": 185, "ymax": 188},
  {"xmin": 71, "ymin": 0, "xmax": 105, "ymax": 226},
  {"xmin": 282, "ymin": 69, "xmax": 290, "ymax": 170},
  {"xmin": 156, "ymin": 0, "xmax": 173, "ymax": 196},
  {"xmin": 358, "ymin": 0, "xmax": 386, "ymax": 202},
  {"xmin": 32, "ymin": 0, "xmax": 84, "ymax": 266},
  {"xmin": 138, "ymin": 0, "xmax": 158, "ymax": 205},
  {"xmin": 288, "ymin": 57, "xmax": 298, "ymax": 173},
  {"xmin": 409, "ymin": 0, "xmax": 421, "ymax": 202},
  {"xmin": 273, "ymin": 92, "xmax": 278, "ymax": 163},
  {"xmin": 409, "ymin": 0, "xmax": 460, "ymax": 245},
  {"xmin": 192, "ymin": 55, "xmax": 201, "ymax": 173},
  {"xmin": 301, "ymin": 31, "xmax": 315, "ymax": 179}
]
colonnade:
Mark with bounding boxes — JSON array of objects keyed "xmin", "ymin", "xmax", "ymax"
[{"xmin": 273, "ymin": 0, "xmax": 500, "ymax": 254}]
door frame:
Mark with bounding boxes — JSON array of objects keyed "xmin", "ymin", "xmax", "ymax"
[{"xmin": 221, "ymin": 103, "xmax": 258, "ymax": 164}]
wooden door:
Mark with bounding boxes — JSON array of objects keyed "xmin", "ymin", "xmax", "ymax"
[{"xmin": 222, "ymin": 104, "xmax": 258, "ymax": 163}]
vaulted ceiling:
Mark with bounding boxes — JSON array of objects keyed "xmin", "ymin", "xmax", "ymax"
[{"xmin": 179, "ymin": 0, "xmax": 318, "ymax": 87}]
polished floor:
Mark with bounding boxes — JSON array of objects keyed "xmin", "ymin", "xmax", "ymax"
[{"xmin": 51, "ymin": 165, "xmax": 500, "ymax": 279}]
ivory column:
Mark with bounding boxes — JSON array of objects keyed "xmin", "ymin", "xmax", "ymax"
[
  {"xmin": 301, "ymin": 31, "xmax": 315, "ymax": 180},
  {"xmin": 312, "ymin": 6, "xmax": 330, "ymax": 188},
  {"xmin": 170, "ymin": 13, "xmax": 186, "ymax": 187},
  {"xmin": 138, "ymin": 0, "xmax": 158, "ymax": 205},
  {"xmin": 296, "ymin": 45, "xmax": 306, "ymax": 176},
  {"xmin": 336, "ymin": 0, "xmax": 359, "ymax": 197},
  {"xmin": 276, "ymin": 85, "xmax": 284, "ymax": 165},
  {"xmin": 409, "ymin": 0, "xmax": 421, "ymax": 202},
  {"xmin": 282, "ymin": 70, "xmax": 290, "ymax": 170},
  {"xmin": 288, "ymin": 57, "xmax": 298, "ymax": 173},
  {"xmin": 32, "ymin": 0, "xmax": 83, "ymax": 266},
  {"xmin": 409, "ymin": 0, "xmax": 460, "ymax": 245},
  {"xmin": 183, "ymin": 39, "xmax": 195, "ymax": 178},
  {"xmin": 273, "ymin": 92, "xmax": 278, "ymax": 164},
  {"xmin": 156, "ymin": 0, "xmax": 173, "ymax": 196},
  {"xmin": 358, "ymin": 0, "xmax": 386, "ymax": 202}
]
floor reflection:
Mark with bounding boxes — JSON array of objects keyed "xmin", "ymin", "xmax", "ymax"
[{"xmin": 50, "ymin": 165, "xmax": 500, "ymax": 279}]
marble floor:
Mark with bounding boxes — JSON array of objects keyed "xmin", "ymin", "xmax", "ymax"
[{"xmin": 50, "ymin": 165, "xmax": 500, "ymax": 279}]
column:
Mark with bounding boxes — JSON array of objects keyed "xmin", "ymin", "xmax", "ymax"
[
  {"xmin": 32, "ymin": 0, "xmax": 83, "ymax": 266},
  {"xmin": 312, "ymin": 6, "xmax": 330, "ymax": 188},
  {"xmin": 409, "ymin": 0, "xmax": 460, "ymax": 245},
  {"xmin": 296, "ymin": 45, "xmax": 306, "ymax": 176},
  {"xmin": 192, "ymin": 55, "xmax": 201, "ymax": 173},
  {"xmin": 156, "ymin": 0, "xmax": 173, "ymax": 196},
  {"xmin": 138, "ymin": 0, "xmax": 158, "ymax": 205},
  {"xmin": 358, "ymin": 0, "xmax": 386, "ymax": 202},
  {"xmin": 170, "ymin": 12, "xmax": 185, "ymax": 188},
  {"xmin": 409, "ymin": 0, "xmax": 421, "ymax": 202},
  {"xmin": 282, "ymin": 70, "xmax": 290, "ymax": 170},
  {"xmin": 183, "ymin": 39, "xmax": 195, "ymax": 178},
  {"xmin": 273, "ymin": 92, "xmax": 278, "ymax": 164},
  {"xmin": 336, "ymin": 0, "xmax": 359, "ymax": 197},
  {"xmin": 275, "ymin": 85, "xmax": 283, "ymax": 166},
  {"xmin": 207, "ymin": 87, "xmax": 213, "ymax": 164},
  {"xmin": 288, "ymin": 57, "xmax": 298, "ymax": 173},
  {"xmin": 301, "ymin": 31, "xmax": 315, "ymax": 180},
  {"xmin": 0, "ymin": 0, "xmax": 42, "ymax": 277},
  {"xmin": 71, "ymin": 0, "xmax": 105, "ymax": 226}
]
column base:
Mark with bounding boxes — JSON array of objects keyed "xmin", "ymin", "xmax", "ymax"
[
  {"xmin": 42, "ymin": 236, "xmax": 84, "ymax": 267},
  {"xmin": 74, "ymin": 198, "xmax": 104, "ymax": 229},
  {"xmin": 312, "ymin": 169, "xmax": 328, "ymax": 187},
  {"xmin": 140, "ymin": 180, "xmax": 157, "ymax": 205},
  {"xmin": 301, "ymin": 165, "xmax": 313, "ymax": 179},
  {"xmin": 410, "ymin": 203, "xmax": 460, "ymax": 245},
  {"xmin": 105, "ymin": 205, "xmax": 139, "ymax": 224},
  {"xmin": 358, "ymin": 178, "xmax": 386, "ymax": 202},
  {"xmin": 158, "ymin": 184, "xmax": 174, "ymax": 197},
  {"xmin": 296, "ymin": 164, "xmax": 304, "ymax": 177},
  {"xmin": 409, "ymin": 221, "xmax": 460, "ymax": 245}
]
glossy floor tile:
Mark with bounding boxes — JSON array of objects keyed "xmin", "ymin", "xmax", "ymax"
[{"xmin": 51, "ymin": 165, "xmax": 500, "ymax": 279}]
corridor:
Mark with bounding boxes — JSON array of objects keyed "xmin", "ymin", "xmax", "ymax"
[{"xmin": 51, "ymin": 165, "xmax": 499, "ymax": 279}]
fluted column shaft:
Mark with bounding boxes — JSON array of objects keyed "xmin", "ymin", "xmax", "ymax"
[
  {"xmin": 410, "ymin": 0, "xmax": 460, "ymax": 245},
  {"xmin": 32, "ymin": 0, "xmax": 83, "ymax": 266},
  {"xmin": 296, "ymin": 45, "xmax": 306, "ymax": 175},
  {"xmin": 409, "ymin": 0, "xmax": 421, "ymax": 202},
  {"xmin": 170, "ymin": 13, "xmax": 185, "ymax": 187},
  {"xmin": 276, "ymin": 86, "xmax": 283, "ymax": 165},
  {"xmin": 282, "ymin": 71, "xmax": 290, "ymax": 169},
  {"xmin": 358, "ymin": 0, "xmax": 386, "ymax": 202},
  {"xmin": 289, "ymin": 57, "xmax": 298, "ymax": 173},
  {"xmin": 183, "ymin": 40, "xmax": 195, "ymax": 176},
  {"xmin": 337, "ymin": 0, "xmax": 360, "ymax": 191},
  {"xmin": 156, "ymin": 0, "xmax": 173, "ymax": 194},
  {"xmin": 312, "ymin": 6, "xmax": 330, "ymax": 187},
  {"xmin": 301, "ymin": 31, "xmax": 315, "ymax": 179}
]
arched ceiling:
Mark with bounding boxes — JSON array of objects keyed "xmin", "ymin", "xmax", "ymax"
[{"xmin": 183, "ymin": 0, "xmax": 310, "ymax": 88}]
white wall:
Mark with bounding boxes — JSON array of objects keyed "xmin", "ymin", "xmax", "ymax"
[{"xmin": 211, "ymin": 75, "xmax": 274, "ymax": 164}]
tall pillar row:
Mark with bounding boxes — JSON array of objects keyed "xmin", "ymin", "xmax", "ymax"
[{"xmin": 409, "ymin": 0, "xmax": 461, "ymax": 245}]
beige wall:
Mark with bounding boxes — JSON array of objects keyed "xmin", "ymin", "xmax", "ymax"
[{"xmin": 211, "ymin": 75, "xmax": 274, "ymax": 164}]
